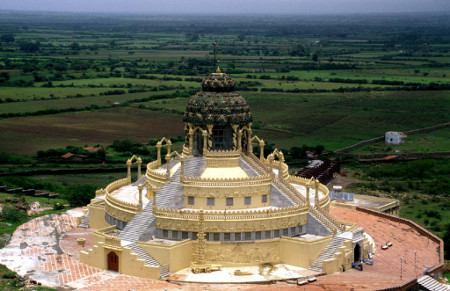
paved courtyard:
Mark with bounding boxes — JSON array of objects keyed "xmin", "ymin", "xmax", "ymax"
[{"xmin": 0, "ymin": 206, "xmax": 443, "ymax": 290}]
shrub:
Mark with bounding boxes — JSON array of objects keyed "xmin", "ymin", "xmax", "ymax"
[
  {"xmin": 53, "ymin": 202, "xmax": 65, "ymax": 210},
  {"xmin": 0, "ymin": 206, "xmax": 27, "ymax": 222},
  {"xmin": 2, "ymin": 270, "xmax": 17, "ymax": 279},
  {"xmin": 62, "ymin": 184, "xmax": 96, "ymax": 206},
  {"xmin": 424, "ymin": 210, "xmax": 441, "ymax": 219}
]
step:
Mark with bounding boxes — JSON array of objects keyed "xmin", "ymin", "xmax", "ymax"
[{"xmin": 129, "ymin": 243, "xmax": 171, "ymax": 278}]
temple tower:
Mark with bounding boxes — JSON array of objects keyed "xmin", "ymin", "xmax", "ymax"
[{"xmin": 183, "ymin": 67, "xmax": 253, "ymax": 156}]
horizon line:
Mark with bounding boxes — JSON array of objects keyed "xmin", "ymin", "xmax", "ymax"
[{"xmin": 1, "ymin": 9, "xmax": 449, "ymax": 16}]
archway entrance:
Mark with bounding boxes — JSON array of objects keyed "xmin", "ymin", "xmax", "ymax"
[
  {"xmin": 107, "ymin": 251, "xmax": 119, "ymax": 272},
  {"xmin": 354, "ymin": 244, "xmax": 361, "ymax": 262}
]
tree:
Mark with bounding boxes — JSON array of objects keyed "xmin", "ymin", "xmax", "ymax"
[
  {"xmin": 0, "ymin": 72, "xmax": 10, "ymax": 84},
  {"xmin": 187, "ymin": 33, "xmax": 199, "ymax": 41},
  {"xmin": 19, "ymin": 41, "xmax": 40, "ymax": 53},
  {"xmin": 63, "ymin": 184, "xmax": 96, "ymax": 206},
  {"xmin": 443, "ymin": 223, "xmax": 450, "ymax": 259},
  {"xmin": 311, "ymin": 53, "xmax": 319, "ymax": 62},
  {"xmin": 111, "ymin": 140, "xmax": 142, "ymax": 154},
  {"xmin": 0, "ymin": 34, "xmax": 14, "ymax": 43},
  {"xmin": 69, "ymin": 41, "xmax": 81, "ymax": 50}
]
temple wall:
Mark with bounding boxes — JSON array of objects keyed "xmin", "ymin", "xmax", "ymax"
[
  {"xmin": 183, "ymin": 194, "xmax": 271, "ymax": 210},
  {"xmin": 121, "ymin": 245, "xmax": 161, "ymax": 278},
  {"xmin": 139, "ymin": 240, "xmax": 193, "ymax": 273},
  {"xmin": 81, "ymin": 242, "xmax": 160, "ymax": 279},
  {"xmin": 80, "ymin": 243, "xmax": 107, "ymax": 269},
  {"xmin": 200, "ymin": 239, "xmax": 281, "ymax": 267},
  {"xmin": 88, "ymin": 204, "xmax": 110, "ymax": 229},
  {"xmin": 305, "ymin": 213, "xmax": 332, "ymax": 236},
  {"xmin": 322, "ymin": 240, "xmax": 353, "ymax": 274},
  {"xmin": 279, "ymin": 236, "xmax": 332, "ymax": 268}
]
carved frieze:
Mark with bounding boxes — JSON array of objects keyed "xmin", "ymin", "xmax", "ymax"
[
  {"xmin": 155, "ymin": 212, "xmax": 307, "ymax": 233},
  {"xmin": 184, "ymin": 184, "xmax": 270, "ymax": 198},
  {"xmin": 194, "ymin": 241, "xmax": 280, "ymax": 264}
]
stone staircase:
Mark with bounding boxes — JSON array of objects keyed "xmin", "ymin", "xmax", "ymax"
[
  {"xmin": 79, "ymin": 212, "xmax": 90, "ymax": 228},
  {"xmin": 308, "ymin": 234, "xmax": 346, "ymax": 273},
  {"xmin": 417, "ymin": 275, "xmax": 449, "ymax": 291},
  {"xmin": 129, "ymin": 242, "xmax": 171, "ymax": 278},
  {"xmin": 270, "ymin": 184, "xmax": 296, "ymax": 207},
  {"xmin": 118, "ymin": 203, "xmax": 155, "ymax": 242},
  {"xmin": 239, "ymin": 158, "xmax": 260, "ymax": 177},
  {"xmin": 116, "ymin": 162, "xmax": 187, "ymax": 277},
  {"xmin": 184, "ymin": 157, "xmax": 206, "ymax": 177}
]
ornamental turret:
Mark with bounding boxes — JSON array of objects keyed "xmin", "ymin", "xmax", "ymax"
[{"xmin": 183, "ymin": 67, "xmax": 253, "ymax": 155}]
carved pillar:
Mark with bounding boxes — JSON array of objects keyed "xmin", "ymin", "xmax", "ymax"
[
  {"xmin": 231, "ymin": 125, "xmax": 238, "ymax": 150},
  {"xmin": 305, "ymin": 182, "xmax": 311, "ymax": 205},
  {"xmin": 237, "ymin": 130, "xmax": 242, "ymax": 152},
  {"xmin": 189, "ymin": 129, "xmax": 194, "ymax": 153},
  {"xmin": 167, "ymin": 140, "xmax": 172, "ymax": 156},
  {"xmin": 147, "ymin": 184, "xmax": 152, "ymax": 200},
  {"xmin": 206, "ymin": 124, "xmax": 213, "ymax": 150},
  {"xmin": 259, "ymin": 140, "xmax": 265, "ymax": 160},
  {"xmin": 166, "ymin": 155, "xmax": 171, "ymax": 178},
  {"xmin": 137, "ymin": 157, "xmax": 142, "ymax": 179},
  {"xmin": 268, "ymin": 156, "xmax": 275, "ymax": 178},
  {"xmin": 314, "ymin": 178, "xmax": 320, "ymax": 205},
  {"xmin": 126, "ymin": 159, "xmax": 132, "ymax": 183},
  {"xmin": 153, "ymin": 188, "xmax": 157, "ymax": 210},
  {"xmin": 195, "ymin": 209, "xmax": 206, "ymax": 264},
  {"xmin": 247, "ymin": 123, "xmax": 253, "ymax": 153},
  {"xmin": 180, "ymin": 156, "xmax": 185, "ymax": 177},
  {"xmin": 202, "ymin": 130, "xmax": 208, "ymax": 153},
  {"xmin": 138, "ymin": 184, "xmax": 143, "ymax": 210},
  {"xmin": 156, "ymin": 142, "xmax": 162, "ymax": 166}
]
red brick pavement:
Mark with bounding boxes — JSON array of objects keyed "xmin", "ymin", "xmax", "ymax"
[
  {"xmin": 59, "ymin": 227, "xmax": 94, "ymax": 260},
  {"xmin": 2, "ymin": 206, "xmax": 443, "ymax": 290},
  {"xmin": 304, "ymin": 205, "xmax": 443, "ymax": 290}
]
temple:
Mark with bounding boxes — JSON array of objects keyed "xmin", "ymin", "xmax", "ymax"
[{"xmin": 80, "ymin": 68, "xmax": 371, "ymax": 279}]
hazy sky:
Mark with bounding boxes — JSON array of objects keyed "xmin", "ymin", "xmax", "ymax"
[{"xmin": 2, "ymin": 0, "xmax": 450, "ymax": 14}]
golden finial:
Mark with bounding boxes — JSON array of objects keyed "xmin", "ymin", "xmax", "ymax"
[{"xmin": 216, "ymin": 66, "xmax": 221, "ymax": 73}]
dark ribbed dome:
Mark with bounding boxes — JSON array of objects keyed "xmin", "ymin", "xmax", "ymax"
[
  {"xmin": 183, "ymin": 69, "xmax": 252, "ymax": 126},
  {"xmin": 201, "ymin": 69, "xmax": 236, "ymax": 92}
]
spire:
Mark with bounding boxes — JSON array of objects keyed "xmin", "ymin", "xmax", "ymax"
[
  {"xmin": 213, "ymin": 42, "xmax": 217, "ymax": 70},
  {"xmin": 216, "ymin": 66, "xmax": 221, "ymax": 73}
]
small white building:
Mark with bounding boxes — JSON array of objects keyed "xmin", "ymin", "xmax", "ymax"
[{"xmin": 385, "ymin": 131, "xmax": 406, "ymax": 144}]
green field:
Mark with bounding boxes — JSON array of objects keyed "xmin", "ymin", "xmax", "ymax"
[
  {"xmin": 351, "ymin": 127, "xmax": 450, "ymax": 154},
  {"xmin": 143, "ymin": 90, "xmax": 450, "ymax": 150},
  {"xmin": 0, "ymin": 107, "xmax": 184, "ymax": 155},
  {"xmin": 0, "ymin": 12, "xmax": 449, "ymax": 254}
]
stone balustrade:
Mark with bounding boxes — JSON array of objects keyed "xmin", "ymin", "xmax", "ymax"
[
  {"xmin": 272, "ymin": 160, "xmax": 289, "ymax": 179},
  {"xmin": 204, "ymin": 149, "xmax": 241, "ymax": 159},
  {"xmin": 274, "ymin": 178, "xmax": 306, "ymax": 204},
  {"xmin": 245, "ymin": 152, "xmax": 272, "ymax": 173},
  {"xmin": 287, "ymin": 175, "xmax": 330, "ymax": 209},
  {"xmin": 105, "ymin": 235, "xmax": 121, "ymax": 246},
  {"xmin": 309, "ymin": 206, "xmax": 339, "ymax": 233},
  {"xmin": 94, "ymin": 226, "xmax": 121, "ymax": 246},
  {"xmin": 181, "ymin": 173, "xmax": 272, "ymax": 186},
  {"xmin": 154, "ymin": 204, "xmax": 307, "ymax": 221},
  {"xmin": 94, "ymin": 225, "xmax": 117, "ymax": 234},
  {"xmin": 104, "ymin": 177, "xmax": 141, "ymax": 222},
  {"xmin": 105, "ymin": 177, "xmax": 130, "ymax": 194},
  {"xmin": 314, "ymin": 205, "xmax": 346, "ymax": 232},
  {"xmin": 146, "ymin": 160, "xmax": 169, "ymax": 188}
]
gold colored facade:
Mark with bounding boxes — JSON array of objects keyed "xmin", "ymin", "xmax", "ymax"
[{"xmin": 80, "ymin": 70, "xmax": 367, "ymax": 280}]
